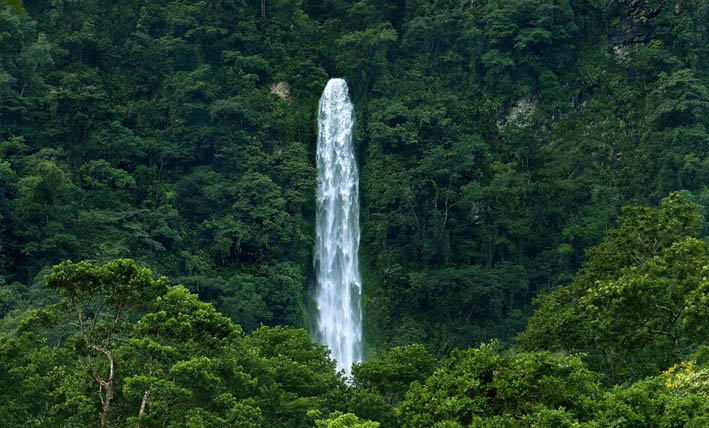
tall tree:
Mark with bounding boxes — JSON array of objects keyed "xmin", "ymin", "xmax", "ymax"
[
  {"xmin": 45, "ymin": 259, "xmax": 167, "ymax": 427},
  {"xmin": 518, "ymin": 192, "xmax": 708, "ymax": 382}
]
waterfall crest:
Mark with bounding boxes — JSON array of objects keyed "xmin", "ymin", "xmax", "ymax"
[{"xmin": 314, "ymin": 78, "xmax": 362, "ymax": 377}]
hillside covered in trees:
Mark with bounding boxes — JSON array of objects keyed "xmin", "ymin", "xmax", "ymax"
[{"xmin": 1, "ymin": 0, "xmax": 709, "ymax": 426}]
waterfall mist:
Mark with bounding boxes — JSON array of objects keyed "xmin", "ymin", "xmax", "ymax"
[{"xmin": 313, "ymin": 78, "xmax": 362, "ymax": 377}]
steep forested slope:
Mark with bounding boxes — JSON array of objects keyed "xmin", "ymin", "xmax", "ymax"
[
  {"xmin": 1, "ymin": 0, "xmax": 708, "ymax": 358},
  {"xmin": 1, "ymin": 0, "xmax": 325, "ymax": 330}
]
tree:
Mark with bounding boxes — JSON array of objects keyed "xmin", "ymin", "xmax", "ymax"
[
  {"xmin": 351, "ymin": 344, "xmax": 435, "ymax": 427},
  {"xmin": 119, "ymin": 285, "xmax": 262, "ymax": 428},
  {"xmin": 0, "ymin": 326, "xmax": 72, "ymax": 427},
  {"xmin": 316, "ymin": 412, "xmax": 380, "ymax": 428},
  {"xmin": 396, "ymin": 343, "xmax": 601, "ymax": 428},
  {"xmin": 664, "ymin": 360, "xmax": 709, "ymax": 395},
  {"xmin": 240, "ymin": 326, "xmax": 349, "ymax": 428},
  {"xmin": 581, "ymin": 237, "xmax": 709, "ymax": 375},
  {"xmin": 0, "ymin": 0, "xmax": 22, "ymax": 13},
  {"xmin": 596, "ymin": 374, "xmax": 709, "ymax": 427},
  {"xmin": 45, "ymin": 259, "xmax": 167, "ymax": 427},
  {"xmin": 333, "ymin": 22, "xmax": 397, "ymax": 94},
  {"xmin": 353, "ymin": 344, "xmax": 434, "ymax": 404},
  {"xmin": 3, "ymin": 259, "xmax": 348, "ymax": 427},
  {"xmin": 517, "ymin": 192, "xmax": 708, "ymax": 382}
]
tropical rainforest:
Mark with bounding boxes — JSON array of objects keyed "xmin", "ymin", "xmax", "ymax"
[{"xmin": 1, "ymin": 0, "xmax": 709, "ymax": 426}]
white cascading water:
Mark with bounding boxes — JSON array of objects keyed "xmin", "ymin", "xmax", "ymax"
[{"xmin": 314, "ymin": 78, "xmax": 362, "ymax": 377}]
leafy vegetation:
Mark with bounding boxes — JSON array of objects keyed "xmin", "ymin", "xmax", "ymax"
[
  {"xmin": 2, "ymin": 258, "xmax": 708, "ymax": 426},
  {"xmin": 2, "ymin": 0, "xmax": 709, "ymax": 426},
  {"xmin": 518, "ymin": 192, "xmax": 709, "ymax": 383}
]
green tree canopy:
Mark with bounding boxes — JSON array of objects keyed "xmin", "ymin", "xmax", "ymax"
[
  {"xmin": 518, "ymin": 192, "xmax": 709, "ymax": 382},
  {"xmin": 396, "ymin": 343, "xmax": 601, "ymax": 428}
]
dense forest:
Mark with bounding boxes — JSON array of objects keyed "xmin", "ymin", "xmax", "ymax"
[{"xmin": 1, "ymin": 0, "xmax": 709, "ymax": 426}]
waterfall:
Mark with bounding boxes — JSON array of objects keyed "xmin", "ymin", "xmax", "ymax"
[{"xmin": 314, "ymin": 78, "xmax": 362, "ymax": 377}]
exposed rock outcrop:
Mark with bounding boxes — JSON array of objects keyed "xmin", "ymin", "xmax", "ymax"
[
  {"xmin": 270, "ymin": 81, "xmax": 291, "ymax": 102},
  {"xmin": 608, "ymin": 0, "xmax": 661, "ymax": 61},
  {"xmin": 497, "ymin": 95, "xmax": 536, "ymax": 129}
]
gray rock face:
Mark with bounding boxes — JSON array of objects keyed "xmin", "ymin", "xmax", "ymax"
[
  {"xmin": 608, "ymin": 0, "xmax": 661, "ymax": 60},
  {"xmin": 609, "ymin": 19, "xmax": 651, "ymax": 46}
]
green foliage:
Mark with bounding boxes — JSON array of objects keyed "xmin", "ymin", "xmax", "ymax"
[
  {"xmin": 334, "ymin": 22, "xmax": 398, "ymax": 94},
  {"xmin": 0, "ymin": 0, "xmax": 708, "ymax": 361},
  {"xmin": 396, "ymin": 343, "xmax": 601, "ymax": 428},
  {"xmin": 240, "ymin": 325, "xmax": 349, "ymax": 428},
  {"xmin": 0, "ymin": 0, "xmax": 22, "ymax": 13},
  {"xmin": 46, "ymin": 258, "xmax": 168, "ymax": 312},
  {"xmin": 0, "ymin": 260, "xmax": 352, "ymax": 427},
  {"xmin": 119, "ymin": 286, "xmax": 261, "ymax": 428},
  {"xmin": 395, "ymin": 343, "xmax": 709, "ymax": 427},
  {"xmin": 316, "ymin": 411, "xmax": 380, "ymax": 428},
  {"xmin": 351, "ymin": 344, "xmax": 435, "ymax": 427},
  {"xmin": 0, "ymin": 0, "xmax": 322, "ymax": 332},
  {"xmin": 0, "ymin": 331, "xmax": 70, "ymax": 427},
  {"xmin": 595, "ymin": 375, "xmax": 709, "ymax": 428},
  {"xmin": 3, "ymin": 256, "xmax": 709, "ymax": 427},
  {"xmin": 518, "ymin": 192, "xmax": 709, "ymax": 382},
  {"xmin": 2, "ymin": 2, "xmax": 709, "ymax": 426}
]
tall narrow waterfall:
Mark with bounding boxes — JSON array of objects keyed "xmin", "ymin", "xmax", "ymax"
[{"xmin": 314, "ymin": 78, "xmax": 362, "ymax": 377}]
